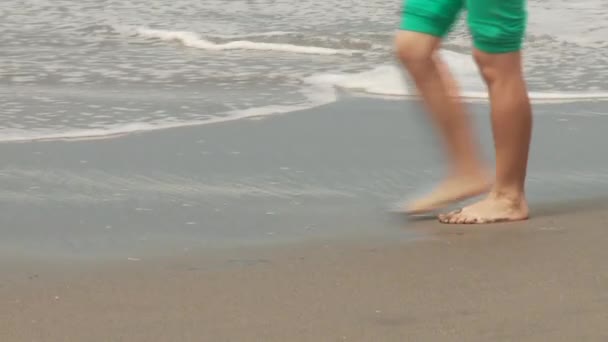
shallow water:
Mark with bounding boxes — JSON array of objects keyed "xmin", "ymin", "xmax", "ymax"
[{"xmin": 1, "ymin": 0, "xmax": 607, "ymax": 141}]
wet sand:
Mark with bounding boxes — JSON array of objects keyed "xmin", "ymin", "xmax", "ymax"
[
  {"xmin": 3, "ymin": 200, "xmax": 608, "ymax": 341},
  {"xmin": 1, "ymin": 97, "xmax": 608, "ymax": 258}
]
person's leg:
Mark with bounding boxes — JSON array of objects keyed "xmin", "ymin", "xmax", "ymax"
[
  {"xmin": 396, "ymin": 0, "xmax": 491, "ymax": 214},
  {"xmin": 440, "ymin": 0, "xmax": 532, "ymax": 224}
]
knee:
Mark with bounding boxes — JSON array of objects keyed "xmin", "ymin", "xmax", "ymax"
[
  {"xmin": 472, "ymin": 49, "xmax": 522, "ymax": 85},
  {"xmin": 472, "ymin": 49, "xmax": 501, "ymax": 84},
  {"xmin": 395, "ymin": 32, "xmax": 436, "ymax": 76},
  {"xmin": 472, "ymin": 50, "xmax": 494, "ymax": 83}
]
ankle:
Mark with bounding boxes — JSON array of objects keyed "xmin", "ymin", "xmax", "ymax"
[{"xmin": 489, "ymin": 185, "xmax": 525, "ymax": 203}]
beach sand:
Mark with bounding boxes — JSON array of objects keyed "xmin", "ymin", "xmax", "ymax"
[
  {"xmin": 2, "ymin": 97, "xmax": 608, "ymax": 340},
  {"xmin": 3, "ymin": 202, "xmax": 608, "ymax": 341}
]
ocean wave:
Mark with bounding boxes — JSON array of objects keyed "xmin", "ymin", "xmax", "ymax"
[
  {"xmin": 0, "ymin": 101, "xmax": 332, "ymax": 143},
  {"xmin": 205, "ymin": 31, "xmax": 297, "ymax": 39},
  {"xmin": 304, "ymin": 50, "xmax": 608, "ymax": 103},
  {"xmin": 134, "ymin": 27, "xmax": 359, "ymax": 55},
  {"xmin": 206, "ymin": 31, "xmax": 386, "ymax": 50}
]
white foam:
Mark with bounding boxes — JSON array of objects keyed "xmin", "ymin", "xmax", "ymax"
[
  {"xmin": 135, "ymin": 27, "xmax": 357, "ymax": 55},
  {"xmin": 5, "ymin": 42, "xmax": 607, "ymax": 143},
  {"xmin": 0, "ymin": 68, "xmax": 339, "ymax": 143},
  {"xmin": 305, "ymin": 65, "xmax": 410, "ymax": 97},
  {"xmin": 304, "ymin": 50, "xmax": 486, "ymax": 97},
  {"xmin": 0, "ymin": 100, "xmax": 332, "ymax": 143},
  {"xmin": 206, "ymin": 31, "xmax": 296, "ymax": 39},
  {"xmin": 305, "ymin": 50, "xmax": 608, "ymax": 103}
]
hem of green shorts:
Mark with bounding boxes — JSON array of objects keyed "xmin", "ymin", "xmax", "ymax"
[
  {"xmin": 400, "ymin": 16, "xmax": 448, "ymax": 38},
  {"xmin": 473, "ymin": 39, "xmax": 524, "ymax": 54}
]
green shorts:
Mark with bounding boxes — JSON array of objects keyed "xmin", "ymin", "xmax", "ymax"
[{"xmin": 400, "ymin": 0, "xmax": 527, "ymax": 54}]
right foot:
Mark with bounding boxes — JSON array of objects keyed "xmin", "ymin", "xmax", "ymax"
[
  {"xmin": 404, "ymin": 172, "xmax": 492, "ymax": 215},
  {"xmin": 438, "ymin": 191, "xmax": 529, "ymax": 224}
]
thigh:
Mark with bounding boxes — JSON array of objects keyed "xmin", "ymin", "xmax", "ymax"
[
  {"xmin": 466, "ymin": 0, "xmax": 528, "ymax": 54},
  {"xmin": 400, "ymin": 0, "xmax": 465, "ymax": 38}
]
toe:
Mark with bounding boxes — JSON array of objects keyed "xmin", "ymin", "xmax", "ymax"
[
  {"xmin": 464, "ymin": 217, "xmax": 479, "ymax": 224},
  {"xmin": 446, "ymin": 214, "xmax": 463, "ymax": 224},
  {"xmin": 455, "ymin": 215, "xmax": 469, "ymax": 224},
  {"xmin": 440, "ymin": 212, "xmax": 481, "ymax": 224},
  {"xmin": 439, "ymin": 215, "xmax": 451, "ymax": 223},
  {"xmin": 438, "ymin": 215, "xmax": 449, "ymax": 223},
  {"xmin": 438, "ymin": 209, "xmax": 461, "ymax": 223}
]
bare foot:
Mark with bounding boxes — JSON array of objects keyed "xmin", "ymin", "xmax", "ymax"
[
  {"xmin": 404, "ymin": 173, "xmax": 492, "ymax": 215},
  {"xmin": 438, "ymin": 191, "xmax": 529, "ymax": 224}
]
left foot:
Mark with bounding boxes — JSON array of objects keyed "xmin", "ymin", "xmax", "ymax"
[
  {"xmin": 438, "ymin": 191, "xmax": 529, "ymax": 224},
  {"xmin": 404, "ymin": 171, "xmax": 492, "ymax": 215}
]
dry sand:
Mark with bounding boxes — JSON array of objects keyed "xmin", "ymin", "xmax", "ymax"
[{"xmin": 3, "ymin": 198, "xmax": 608, "ymax": 341}]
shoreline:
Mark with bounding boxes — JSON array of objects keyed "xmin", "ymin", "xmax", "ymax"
[
  {"xmin": 3, "ymin": 92, "xmax": 608, "ymax": 145},
  {"xmin": 1, "ymin": 96, "xmax": 608, "ymax": 260}
]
